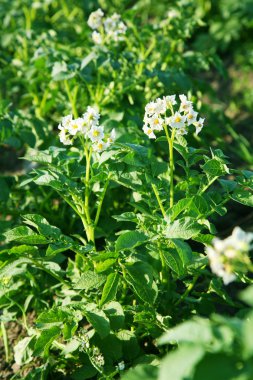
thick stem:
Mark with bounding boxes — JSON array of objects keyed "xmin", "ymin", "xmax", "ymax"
[
  {"xmin": 84, "ymin": 147, "xmax": 95, "ymax": 243},
  {"xmin": 151, "ymin": 183, "xmax": 166, "ymax": 218},
  {"xmin": 94, "ymin": 176, "xmax": 110, "ymax": 226},
  {"xmin": 64, "ymin": 80, "xmax": 78, "ymax": 118},
  {"xmin": 164, "ymin": 126, "xmax": 176, "ymax": 208},
  {"xmin": 199, "ymin": 176, "xmax": 219, "ymax": 195}
]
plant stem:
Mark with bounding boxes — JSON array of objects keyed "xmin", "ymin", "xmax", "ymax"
[
  {"xmin": 174, "ymin": 274, "xmax": 199, "ymax": 306},
  {"xmin": 94, "ymin": 176, "xmax": 110, "ymax": 226},
  {"xmin": 84, "ymin": 147, "xmax": 95, "ymax": 243},
  {"xmin": 199, "ymin": 176, "xmax": 219, "ymax": 195},
  {"xmin": 151, "ymin": 183, "xmax": 166, "ymax": 217},
  {"xmin": 64, "ymin": 80, "xmax": 78, "ymax": 118},
  {"xmin": 164, "ymin": 125, "xmax": 176, "ymax": 208},
  {"xmin": 1, "ymin": 322, "xmax": 9, "ymax": 363}
]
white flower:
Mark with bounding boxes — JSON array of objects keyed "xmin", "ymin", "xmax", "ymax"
[
  {"xmin": 68, "ymin": 118, "xmax": 84, "ymax": 136},
  {"xmin": 59, "ymin": 129, "xmax": 72, "ymax": 145},
  {"xmin": 194, "ymin": 117, "xmax": 205, "ymax": 135},
  {"xmin": 93, "ymin": 140, "xmax": 108, "ymax": 152},
  {"xmin": 143, "ymin": 125, "xmax": 156, "ymax": 139},
  {"xmin": 61, "ymin": 114, "xmax": 73, "ymax": 129},
  {"xmin": 168, "ymin": 111, "xmax": 186, "ymax": 129},
  {"xmin": 104, "ymin": 13, "xmax": 120, "ymax": 33},
  {"xmin": 206, "ymin": 227, "xmax": 253, "ymax": 285},
  {"xmin": 88, "ymin": 125, "xmax": 104, "ymax": 142},
  {"xmin": 116, "ymin": 361, "xmax": 125, "ymax": 371},
  {"xmin": 92, "ymin": 31, "xmax": 102, "ymax": 44},
  {"xmin": 154, "ymin": 98, "xmax": 166, "ymax": 114},
  {"xmin": 149, "ymin": 114, "xmax": 164, "ymax": 131},
  {"xmin": 83, "ymin": 106, "xmax": 100, "ymax": 128},
  {"xmin": 179, "ymin": 94, "xmax": 193, "ymax": 113},
  {"xmin": 107, "ymin": 128, "xmax": 116, "ymax": 144},
  {"xmin": 186, "ymin": 109, "xmax": 198, "ymax": 125},
  {"xmin": 163, "ymin": 95, "xmax": 177, "ymax": 107},
  {"xmin": 88, "ymin": 8, "xmax": 104, "ymax": 30},
  {"xmin": 103, "ymin": 13, "xmax": 127, "ymax": 42},
  {"xmin": 145, "ymin": 101, "xmax": 157, "ymax": 116}
]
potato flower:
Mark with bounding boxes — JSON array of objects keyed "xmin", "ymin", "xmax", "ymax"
[
  {"xmin": 206, "ymin": 227, "xmax": 253, "ymax": 285},
  {"xmin": 88, "ymin": 9, "xmax": 127, "ymax": 45},
  {"xmin": 58, "ymin": 106, "xmax": 115, "ymax": 152},
  {"xmin": 143, "ymin": 94, "xmax": 204, "ymax": 139}
]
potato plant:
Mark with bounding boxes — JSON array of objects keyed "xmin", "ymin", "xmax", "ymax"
[{"xmin": 0, "ymin": 1, "xmax": 253, "ymax": 380}]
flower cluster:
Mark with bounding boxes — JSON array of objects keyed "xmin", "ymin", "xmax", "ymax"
[
  {"xmin": 58, "ymin": 106, "xmax": 115, "ymax": 152},
  {"xmin": 206, "ymin": 227, "xmax": 253, "ymax": 285},
  {"xmin": 88, "ymin": 8, "xmax": 127, "ymax": 45},
  {"xmin": 143, "ymin": 94, "xmax": 204, "ymax": 139}
]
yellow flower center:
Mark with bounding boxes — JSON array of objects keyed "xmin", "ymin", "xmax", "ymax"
[
  {"xmin": 154, "ymin": 119, "xmax": 159, "ymax": 125},
  {"xmin": 93, "ymin": 130, "xmax": 100, "ymax": 137},
  {"xmin": 175, "ymin": 116, "xmax": 181, "ymax": 123},
  {"xmin": 188, "ymin": 114, "xmax": 193, "ymax": 119},
  {"xmin": 72, "ymin": 124, "xmax": 78, "ymax": 129},
  {"xmin": 147, "ymin": 129, "xmax": 152, "ymax": 135},
  {"xmin": 98, "ymin": 143, "xmax": 103, "ymax": 149}
]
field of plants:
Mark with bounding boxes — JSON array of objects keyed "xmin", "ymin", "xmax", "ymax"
[{"xmin": 0, "ymin": 0, "xmax": 253, "ymax": 379}]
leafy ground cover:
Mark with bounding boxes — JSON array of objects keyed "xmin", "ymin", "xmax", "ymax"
[{"xmin": 0, "ymin": 1, "xmax": 253, "ymax": 379}]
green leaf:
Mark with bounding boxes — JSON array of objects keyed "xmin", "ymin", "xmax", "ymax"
[
  {"xmin": 74, "ymin": 271, "xmax": 106, "ymax": 291},
  {"xmin": 8, "ymin": 245, "xmax": 38, "ymax": 255},
  {"xmin": 159, "ymin": 345, "xmax": 204, "ymax": 380},
  {"xmin": 171, "ymin": 239, "xmax": 193, "ymax": 266},
  {"xmin": 125, "ymin": 262, "xmax": 158, "ymax": 304},
  {"xmin": 103, "ymin": 301, "xmax": 125, "ymax": 330},
  {"xmin": 84, "ymin": 303, "xmax": 110, "ymax": 338},
  {"xmin": 122, "ymin": 364, "xmax": 158, "ymax": 380},
  {"xmin": 115, "ymin": 231, "xmax": 148, "ymax": 251},
  {"xmin": 100, "ymin": 273, "xmax": 120, "ymax": 307},
  {"xmin": 202, "ymin": 158, "xmax": 228, "ymax": 179},
  {"xmin": 33, "ymin": 326, "xmax": 61, "ymax": 356},
  {"xmin": 14, "ymin": 336, "xmax": 34, "ymax": 365},
  {"xmin": 168, "ymin": 198, "xmax": 192, "ymax": 221},
  {"xmin": 158, "ymin": 318, "xmax": 212, "ymax": 346},
  {"xmin": 24, "ymin": 148, "xmax": 52, "ymax": 164},
  {"xmin": 36, "ymin": 308, "xmax": 70, "ymax": 329},
  {"xmin": 231, "ymin": 188, "xmax": 253, "ymax": 207},
  {"xmin": 3, "ymin": 226, "xmax": 48, "ymax": 245},
  {"xmin": 117, "ymin": 330, "xmax": 140, "ymax": 360},
  {"xmin": 163, "ymin": 250, "xmax": 184, "ymax": 277},
  {"xmin": 165, "ymin": 217, "xmax": 202, "ymax": 240}
]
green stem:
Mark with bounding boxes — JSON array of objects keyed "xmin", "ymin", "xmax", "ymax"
[
  {"xmin": 84, "ymin": 147, "xmax": 95, "ymax": 243},
  {"xmin": 30, "ymin": 259, "xmax": 70, "ymax": 288},
  {"xmin": 64, "ymin": 80, "xmax": 78, "ymax": 118},
  {"xmin": 158, "ymin": 245, "xmax": 167, "ymax": 284},
  {"xmin": 174, "ymin": 274, "xmax": 199, "ymax": 306},
  {"xmin": 199, "ymin": 176, "xmax": 219, "ymax": 195},
  {"xmin": 94, "ymin": 176, "xmax": 110, "ymax": 226},
  {"xmin": 1, "ymin": 322, "xmax": 9, "ymax": 363},
  {"xmin": 151, "ymin": 183, "xmax": 166, "ymax": 218},
  {"xmin": 164, "ymin": 126, "xmax": 176, "ymax": 208}
]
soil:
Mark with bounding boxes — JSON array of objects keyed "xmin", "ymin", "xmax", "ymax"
[{"xmin": 0, "ymin": 312, "xmax": 37, "ymax": 380}]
